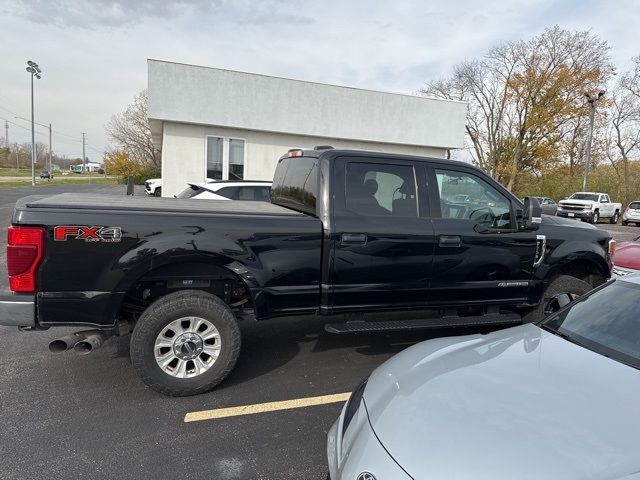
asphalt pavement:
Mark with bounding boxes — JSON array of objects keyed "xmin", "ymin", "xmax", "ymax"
[{"xmin": 0, "ymin": 185, "xmax": 637, "ymax": 480}]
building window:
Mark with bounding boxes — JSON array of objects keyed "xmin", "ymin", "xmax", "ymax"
[
  {"xmin": 206, "ymin": 136, "xmax": 223, "ymax": 180},
  {"xmin": 229, "ymin": 139, "xmax": 245, "ymax": 180}
]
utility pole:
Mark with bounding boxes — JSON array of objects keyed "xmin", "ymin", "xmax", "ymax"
[
  {"xmin": 582, "ymin": 90, "xmax": 605, "ymax": 191},
  {"xmin": 48, "ymin": 123, "xmax": 52, "ymax": 173},
  {"xmin": 26, "ymin": 60, "xmax": 42, "ymax": 186},
  {"xmin": 82, "ymin": 133, "xmax": 86, "ymax": 173},
  {"xmin": 4, "ymin": 120, "xmax": 8, "ymax": 169}
]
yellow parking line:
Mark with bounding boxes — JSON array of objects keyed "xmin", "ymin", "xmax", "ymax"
[{"xmin": 184, "ymin": 392, "xmax": 351, "ymax": 423}]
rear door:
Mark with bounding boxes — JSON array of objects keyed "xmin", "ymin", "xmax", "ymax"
[
  {"xmin": 329, "ymin": 156, "xmax": 435, "ymax": 311},
  {"xmin": 427, "ymin": 165, "xmax": 540, "ymax": 306}
]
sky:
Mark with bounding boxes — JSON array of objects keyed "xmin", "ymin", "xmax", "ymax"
[{"xmin": 0, "ymin": 0, "xmax": 638, "ymax": 162}]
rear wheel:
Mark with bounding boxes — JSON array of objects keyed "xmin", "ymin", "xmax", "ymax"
[
  {"xmin": 521, "ymin": 275, "xmax": 592, "ymax": 323},
  {"xmin": 130, "ymin": 290, "xmax": 241, "ymax": 396},
  {"xmin": 610, "ymin": 212, "xmax": 619, "ymax": 224}
]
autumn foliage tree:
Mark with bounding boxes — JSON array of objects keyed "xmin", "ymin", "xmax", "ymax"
[{"xmin": 421, "ymin": 26, "xmax": 614, "ymax": 192}]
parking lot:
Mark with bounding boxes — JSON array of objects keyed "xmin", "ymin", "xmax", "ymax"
[{"xmin": 0, "ymin": 185, "xmax": 637, "ymax": 480}]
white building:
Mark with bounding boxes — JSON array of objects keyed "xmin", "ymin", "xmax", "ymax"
[{"xmin": 147, "ymin": 59, "xmax": 467, "ymax": 197}]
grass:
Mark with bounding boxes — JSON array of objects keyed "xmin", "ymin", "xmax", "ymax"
[
  {"xmin": 0, "ymin": 167, "xmax": 33, "ymax": 177},
  {"xmin": 0, "ymin": 177, "xmax": 119, "ymax": 188}
]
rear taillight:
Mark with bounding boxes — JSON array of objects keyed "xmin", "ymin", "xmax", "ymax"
[{"xmin": 7, "ymin": 226, "xmax": 44, "ymax": 293}]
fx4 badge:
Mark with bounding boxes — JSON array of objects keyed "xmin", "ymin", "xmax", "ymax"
[{"xmin": 54, "ymin": 226, "xmax": 122, "ymax": 243}]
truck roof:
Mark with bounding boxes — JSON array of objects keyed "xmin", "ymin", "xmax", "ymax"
[{"xmin": 279, "ymin": 148, "xmax": 478, "ymax": 170}]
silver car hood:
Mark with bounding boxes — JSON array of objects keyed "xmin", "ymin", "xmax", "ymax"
[{"xmin": 364, "ymin": 324, "xmax": 640, "ymax": 479}]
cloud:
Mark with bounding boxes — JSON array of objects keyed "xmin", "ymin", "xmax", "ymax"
[{"xmin": 7, "ymin": 0, "xmax": 314, "ymax": 29}]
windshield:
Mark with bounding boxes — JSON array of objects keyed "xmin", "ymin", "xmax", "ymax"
[
  {"xmin": 569, "ymin": 193, "xmax": 599, "ymax": 201},
  {"xmin": 176, "ymin": 185, "xmax": 205, "ymax": 199},
  {"xmin": 629, "ymin": 202, "xmax": 640, "ymax": 210},
  {"xmin": 542, "ymin": 280, "xmax": 640, "ymax": 369}
]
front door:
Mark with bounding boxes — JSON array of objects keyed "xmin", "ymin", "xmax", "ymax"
[
  {"xmin": 427, "ymin": 166, "xmax": 539, "ymax": 306},
  {"xmin": 328, "ymin": 156, "xmax": 435, "ymax": 312}
]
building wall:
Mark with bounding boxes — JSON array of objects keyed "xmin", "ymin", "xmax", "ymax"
[
  {"xmin": 161, "ymin": 122, "xmax": 448, "ymax": 197},
  {"xmin": 149, "ymin": 60, "xmax": 467, "ymax": 150}
]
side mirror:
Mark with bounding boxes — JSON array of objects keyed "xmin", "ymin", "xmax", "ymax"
[{"xmin": 522, "ymin": 197, "xmax": 542, "ymax": 230}]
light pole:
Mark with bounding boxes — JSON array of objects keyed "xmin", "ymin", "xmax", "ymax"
[
  {"xmin": 582, "ymin": 90, "xmax": 605, "ymax": 192},
  {"xmin": 26, "ymin": 60, "xmax": 42, "ymax": 186}
]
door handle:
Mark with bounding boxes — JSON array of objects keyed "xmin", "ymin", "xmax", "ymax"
[
  {"xmin": 439, "ymin": 235, "xmax": 461, "ymax": 247},
  {"xmin": 341, "ymin": 233, "xmax": 367, "ymax": 245}
]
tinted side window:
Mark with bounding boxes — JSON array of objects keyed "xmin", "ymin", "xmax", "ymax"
[
  {"xmin": 436, "ymin": 169, "xmax": 512, "ymax": 229},
  {"xmin": 271, "ymin": 157, "xmax": 318, "ymax": 215},
  {"xmin": 345, "ymin": 162, "xmax": 417, "ymax": 217},
  {"xmin": 237, "ymin": 186, "xmax": 270, "ymax": 201},
  {"xmin": 216, "ymin": 187, "xmax": 236, "ymax": 199}
]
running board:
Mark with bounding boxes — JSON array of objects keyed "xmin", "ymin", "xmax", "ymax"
[{"xmin": 324, "ymin": 313, "xmax": 522, "ymax": 334}]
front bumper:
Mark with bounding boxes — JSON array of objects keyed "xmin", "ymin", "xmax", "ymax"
[
  {"xmin": 327, "ymin": 400, "xmax": 411, "ymax": 480},
  {"xmin": 557, "ymin": 209, "xmax": 593, "ymax": 220},
  {"xmin": 0, "ymin": 291, "xmax": 35, "ymax": 327}
]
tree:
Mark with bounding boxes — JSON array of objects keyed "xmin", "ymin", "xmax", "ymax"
[
  {"xmin": 106, "ymin": 90, "xmax": 160, "ymax": 168},
  {"xmin": 421, "ymin": 26, "xmax": 613, "ymax": 191},
  {"xmin": 605, "ymin": 57, "xmax": 640, "ymax": 204}
]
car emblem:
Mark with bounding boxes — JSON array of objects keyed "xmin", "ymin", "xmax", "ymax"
[{"xmin": 356, "ymin": 473, "xmax": 376, "ymax": 480}]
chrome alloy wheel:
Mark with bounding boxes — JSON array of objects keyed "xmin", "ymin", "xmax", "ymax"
[{"xmin": 154, "ymin": 317, "xmax": 221, "ymax": 378}]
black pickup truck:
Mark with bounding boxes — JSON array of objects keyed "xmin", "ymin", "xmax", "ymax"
[{"xmin": 1, "ymin": 149, "xmax": 614, "ymax": 395}]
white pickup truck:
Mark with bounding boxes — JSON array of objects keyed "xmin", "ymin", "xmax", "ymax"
[{"xmin": 557, "ymin": 192, "xmax": 621, "ymax": 224}]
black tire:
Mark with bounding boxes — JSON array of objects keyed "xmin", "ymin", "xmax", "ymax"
[
  {"xmin": 610, "ymin": 212, "xmax": 619, "ymax": 224},
  {"xmin": 130, "ymin": 290, "xmax": 241, "ymax": 396},
  {"xmin": 154, "ymin": 187, "xmax": 162, "ymax": 197},
  {"xmin": 521, "ymin": 275, "xmax": 592, "ymax": 324},
  {"xmin": 590, "ymin": 211, "xmax": 599, "ymax": 224}
]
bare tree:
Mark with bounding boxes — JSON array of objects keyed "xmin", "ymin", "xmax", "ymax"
[
  {"xmin": 605, "ymin": 63, "xmax": 640, "ymax": 203},
  {"xmin": 106, "ymin": 90, "xmax": 160, "ymax": 168}
]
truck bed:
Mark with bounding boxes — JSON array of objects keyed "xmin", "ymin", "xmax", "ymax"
[{"xmin": 19, "ymin": 193, "xmax": 304, "ymax": 217}]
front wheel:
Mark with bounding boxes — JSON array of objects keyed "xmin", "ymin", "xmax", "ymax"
[
  {"xmin": 590, "ymin": 211, "xmax": 599, "ymax": 224},
  {"xmin": 130, "ymin": 290, "xmax": 241, "ymax": 396},
  {"xmin": 154, "ymin": 187, "xmax": 162, "ymax": 197},
  {"xmin": 521, "ymin": 275, "xmax": 592, "ymax": 323}
]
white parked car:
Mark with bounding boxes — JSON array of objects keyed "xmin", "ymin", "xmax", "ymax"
[
  {"xmin": 622, "ymin": 201, "xmax": 640, "ymax": 226},
  {"xmin": 144, "ymin": 178, "xmax": 162, "ymax": 197},
  {"xmin": 176, "ymin": 181, "xmax": 272, "ymax": 202},
  {"xmin": 557, "ymin": 192, "xmax": 622, "ymax": 224}
]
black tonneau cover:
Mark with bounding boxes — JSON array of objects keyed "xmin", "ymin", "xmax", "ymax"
[{"xmin": 22, "ymin": 193, "xmax": 303, "ymax": 216}]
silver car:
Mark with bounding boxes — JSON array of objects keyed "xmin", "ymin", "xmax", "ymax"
[
  {"xmin": 622, "ymin": 201, "xmax": 640, "ymax": 226},
  {"xmin": 328, "ymin": 276, "xmax": 640, "ymax": 479}
]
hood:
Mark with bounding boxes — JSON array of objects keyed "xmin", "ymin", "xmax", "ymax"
[
  {"xmin": 147, "ymin": 178, "xmax": 162, "ymax": 183},
  {"xmin": 540, "ymin": 214, "xmax": 597, "ymax": 229},
  {"xmin": 364, "ymin": 324, "xmax": 640, "ymax": 479},
  {"xmin": 613, "ymin": 241, "xmax": 640, "ymax": 269}
]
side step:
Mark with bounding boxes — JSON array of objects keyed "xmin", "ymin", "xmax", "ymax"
[{"xmin": 324, "ymin": 313, "xmax": 522, "ymax": 334}]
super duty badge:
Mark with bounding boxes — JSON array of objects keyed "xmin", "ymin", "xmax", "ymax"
[{"xmin": 54, "ymin": 226, "xmax": 122, "ymax": 243}]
